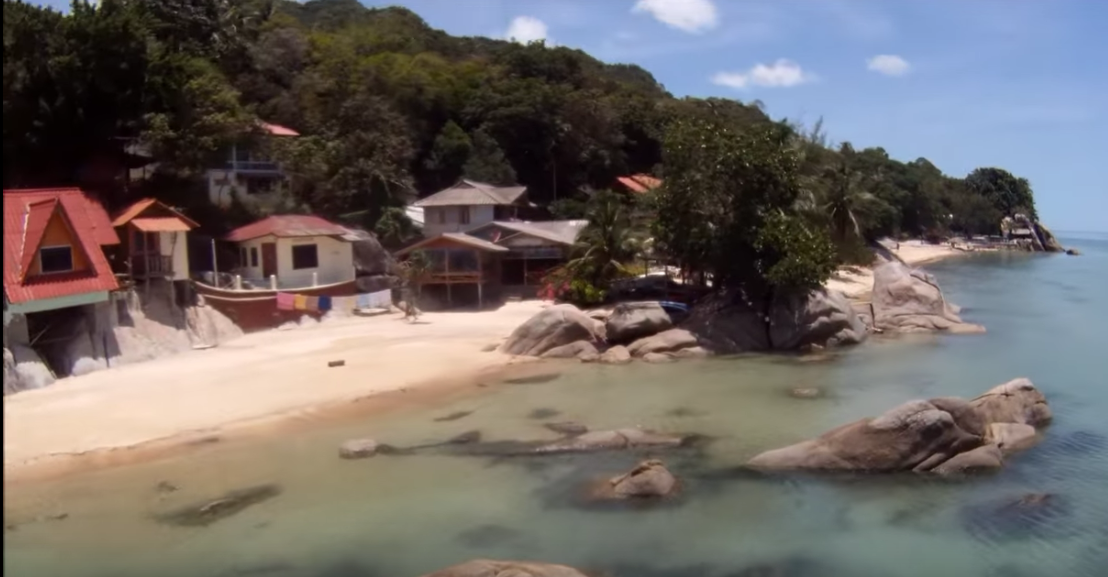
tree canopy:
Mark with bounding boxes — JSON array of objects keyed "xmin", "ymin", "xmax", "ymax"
[{"xmin": 4, "ymin": 0, "xmax": 1040, "ymax": 268}]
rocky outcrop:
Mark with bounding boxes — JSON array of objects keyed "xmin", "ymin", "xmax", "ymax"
[
  {"xmin": 627, "ymin": 328, "xmax": 699, "ymax": 357},
  {"xmin": 338, "ymin": 438, "xmax": 380, "ymax": 459},
  {"xmin": 681, "ymin": 288, "xmax": 866, "ymax": 354},
  {"xmin": 3, "ymin": 345, "xmax": 55, "ymax": 395},
  {"xmin": 589, "ymin": 459, "xmax": 679, "ymax": 501},
  {"xmin": 540, "ymin": 340, "xmax": 599, "ymax": 360},
  {"xmin": 871, "ymin": 261, "xmax": 985, "ymax": 334},
  {"xmin": 1034, "ymin": 222, "xmax": 1066, "ymax": 253},
  {"xmin": 605, "ymin": 302, "xmax": 673, "ymax": 344},
  {"xmin": 769, "ymin": 289, "xmax": 868, "ymax": 350},
  {"xmin": 500, "ymin": 305, "xmax": 601, "ymax": 357},
  {"xmin": 419, "ymin": 560, "xmax": 591, "ymax": 577},
  {"xmin": 746, "ymin": 378, "xmax": 1050, "ymax": 475},
  {"xmin": 598, "ymin": 345, "xmax": 631, "ymax": 364}
]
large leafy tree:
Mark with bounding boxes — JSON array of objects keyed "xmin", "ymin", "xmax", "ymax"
[
  {"xmin": 654, "ymin": 116, "xmax": 835, "ymax": 297},
  {"xmin": 965, "ymin": 167, "xmax": 1037, "ymax": 220}
]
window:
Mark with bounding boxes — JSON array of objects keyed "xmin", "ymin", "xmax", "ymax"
[
  {"xmin": 250, "ymin": 247, "xmax": 259, "ymax": 267},
  {"xmin": 39, "ymin": 246, "xmax": 74, "ymax": 274},
  {"xmin": 291, "ymin": 244, "xmax": 318, "ymax": 270},
  {"xmin": 459, "ymin": 206, "xmax": 471, "ymax": 225},
  {"xmin": 436, "ymin": 208, "xmax": 446, "ymax": 225},
  {"xmin": 133, "ymin": 229, "xmax": 146, "ymax": 252},
  {"xmin": 240, "ymin": 247, "xmax": 248, "ymax": 266}
]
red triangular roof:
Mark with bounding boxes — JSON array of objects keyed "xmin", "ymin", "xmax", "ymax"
[
  {"xmin": 3, "ymin": 188, "xmax": 120, "ymax": 304},
  {"xmin": 112, "ymin": 198, "xmax": 199, "ymax": 229}
]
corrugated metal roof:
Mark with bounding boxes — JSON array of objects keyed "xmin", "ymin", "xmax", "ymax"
[
  {"xmin": 259, "ymin": 121, "xmax": 299, "ymax": 137},
  {"xmin": 395, "ymin": 232, "xmax": 510, "ymax": 256},
  {"xmin": 131, "ymin": 217, "xmax": 193, "ymax": 232},
  {"xmin": 616, "ymin": 174, "xmax": 661, "ymax": 194},
  {"xmin": 225, "ymin": 215, "xmax": 351, "ymax": 243},
  {"xmin": 3, "ymin": 188, "xmax": 120, "ymax": 304},
  {"xmin": 468, "ymin": 220, "xmax": 587, "ymax": 246},
  {"xmin": 413, "ymin": 180, "xmax": 527, "ymax": 207}
]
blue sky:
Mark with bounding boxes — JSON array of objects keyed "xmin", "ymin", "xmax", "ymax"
[{"xmin": 38, "ymin": 0, "xmax": 1107, "ymax": 232}]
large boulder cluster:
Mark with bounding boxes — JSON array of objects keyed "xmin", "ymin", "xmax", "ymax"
[
  {"xmin": 746, "ymin": 378, "xmax": 1050, "ymax": 476},
  {"xmin": 501, "ymin": 266, "xmax": 980, "ymax": 362}
]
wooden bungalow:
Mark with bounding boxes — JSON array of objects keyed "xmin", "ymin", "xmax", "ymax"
[
  {"xmin": 394, "ymin": 232, "xmax": 508, "ymax": 309},
  {"xmin": 111, "ymin": 198, "xmax": 198, "ymax": 282}
]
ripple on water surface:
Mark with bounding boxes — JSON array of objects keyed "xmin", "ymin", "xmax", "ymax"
[{"xmin": 5, "ymin": 240, "xmax": 1108, "ymax": 577}]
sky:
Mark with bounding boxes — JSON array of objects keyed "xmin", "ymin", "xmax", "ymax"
[{"xmin": 37, "ymin": 0, "xmax": 1108, "ymax": 232}]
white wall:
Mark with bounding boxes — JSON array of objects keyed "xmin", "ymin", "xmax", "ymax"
[
  {"xmin": 158, "ymin": 231, "xmax": 190, "ymax": 281},
  {"xmin": 422, "ymin": 205, "xmax": 496, "ymax": 237},
  {"xmin": 234, "ymin": 235, "xmax": 354, "ymax": 290},
  {"xmin": 207, "ymin": 170, "xmax": 284, "ymax": 209}
]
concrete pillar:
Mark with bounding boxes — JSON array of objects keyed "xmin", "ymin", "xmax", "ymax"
[
  {"xmin": 234, "ymin": 275, "xmax": 243, "ymax": 290},
  {"xmin": 312, "ymin": 271, "xmax": 319, "ymax": 287},
  {"xmin": 269, "ymin": 275, "xmax": 278, "ymax": 290}
]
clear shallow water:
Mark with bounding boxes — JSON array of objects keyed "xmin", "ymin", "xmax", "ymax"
[{"xmin": 5, "ymin": 237, "xmax": 1108, "ymax": 577}]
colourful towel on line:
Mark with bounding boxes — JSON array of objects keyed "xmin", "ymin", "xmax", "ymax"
[
  {"xmin": 318, "ymin": 295, "xmax": 333, "ymax": 312},
  {"xmin": 276, "ymin": 292, "xmax": 295, "ymax": 311},
  {"xmin": 305, "ymin": 296, "xmax": 321, "ymax": 311},
  {"xmin": 293, "ymin": 294, "xmax": 309, "ymax": 311}
]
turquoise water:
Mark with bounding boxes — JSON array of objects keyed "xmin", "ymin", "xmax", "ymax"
[{"xmin": 5, "ymin": 236, "xmax": 1107, "ymax": 577}]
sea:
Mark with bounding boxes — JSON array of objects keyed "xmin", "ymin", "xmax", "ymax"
[{"xmin": 4, "ymin": 234, "xmax": 1107, "ymax": 577}]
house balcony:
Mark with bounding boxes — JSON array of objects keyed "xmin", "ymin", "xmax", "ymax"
[
  {"xmin": 227, "ymin": 160, "xmax": 283, "ymax": 175},
  {"xmin": 131, "ymin": 254, "xmax": 174, "ymax": 278}
]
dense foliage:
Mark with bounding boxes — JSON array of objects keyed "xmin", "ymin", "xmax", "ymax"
[{"xmin": 4, "ymin": 0, "xmax": 1041, "ymax": 285}]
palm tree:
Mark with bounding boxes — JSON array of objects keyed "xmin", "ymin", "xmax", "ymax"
[
  {"xmin": 399, "ymin": 250, "xmax": 432, "ymax": 320},
  {"xmin": 823, "ymin": 148, "xmax": 875, "ymax": 243},
  {"xmin": 566, "ymin": 191, "xmax": 641, "ymax": 287}
]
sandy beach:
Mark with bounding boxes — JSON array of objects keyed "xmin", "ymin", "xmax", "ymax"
[
  {"xmin": 3, "ymin": 242, "xmax": 968, "ymax": 480},
  {"xmin": 3, "ymin": 301, "xmax": 548, "ymax": 477},
  {"xmin": 824, "ymin": 240, "xmax": 974, "ymax": 300}
]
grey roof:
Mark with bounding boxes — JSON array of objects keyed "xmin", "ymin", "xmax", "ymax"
[
  {"xmin": 394, "ymin": 232, "xmax": 509, "ymax": 256},
  {"xmin": 469, "ymin": 220, "xmax": 588, "ymax": 246},
  {"xmin": 413, "ymin": 180, "xmax": 527, "ymax": 207}
]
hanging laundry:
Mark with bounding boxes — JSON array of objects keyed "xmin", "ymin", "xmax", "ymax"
[
  {"xmin": 305, "ymin": 296, "xmax": 321, "ymax": 311},
  {"xmin": 367, "ymin": 289, "xmax": 392, "ymax": 309},
  {"xmin": 293, "ymin": 294, "xmax": 309, "ymax": 311},
  {"xmin": 318, "ymin": 295, "xmax": 333, "ymax": 312},
  {"xmin": 276, "ymin": 292, "xmax": 295, "ymax": 311}
]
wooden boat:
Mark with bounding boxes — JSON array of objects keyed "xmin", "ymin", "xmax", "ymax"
[{"xmin": 191, "ymin": 279, "xmax": 357, "ymax": 332}]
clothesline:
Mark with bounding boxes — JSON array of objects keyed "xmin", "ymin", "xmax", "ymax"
[{"xmin": 275, "ymin": 289, "xmax": 391, "ymax": 313}]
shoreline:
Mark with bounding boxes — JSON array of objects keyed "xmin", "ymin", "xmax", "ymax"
[
  {"xmin": 824, "ymin": 240, "xmax": 980, "ymax": 301},
  {"xmin": 3, "ymin": 301, "xmax": 550, "ymax": 483},
  {"xmin": 3, "ymin": 242, "xmax": 973, "ymax": 485}
]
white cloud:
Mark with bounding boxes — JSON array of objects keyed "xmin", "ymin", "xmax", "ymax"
[
  {"xmin": 711, "ymin": 59, "xmax": 815, "ymax": 89},
  {"xmin": 633, "ymin": 0, "xmax": 719, "ymax": 34},
  {"xmin": 505, "ymin": 16, "xmax": 549, "ymax": 44},
  {"xmin": 866, "ymin": 54, "xmax": 911, "ymax": 77}
]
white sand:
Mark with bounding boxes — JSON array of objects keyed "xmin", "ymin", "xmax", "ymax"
[
  {"xmin": 824, "ymin": 241, "xmax": 972, "ymax": 301},
  {"xmin": 3, "ymin": 301, "xmax": 547, "ymax": 472}
]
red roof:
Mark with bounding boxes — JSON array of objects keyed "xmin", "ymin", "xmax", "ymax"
[
  {"xmin": 259, "ymin": 122, "xmax": 299, "ymax": 137},
  {"xmin": 616, "ymin": 174, "xmax": 662, "ymax": 194},
  {"xmin": 113, "ymin": 198, "xmax": 199, "ymax": 229},
  {"xmin": 3, "ymin": 188, "xmax": 120, "ymax": 304},
  {"xmin": 225, "ymin": 215, "xmax": 349, "ymax": 243}
]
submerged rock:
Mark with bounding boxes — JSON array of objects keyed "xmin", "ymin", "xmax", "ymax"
[
  {"xmin": 419, "ymin": 559, "xmax": 591, "ymax": 577},
  {"xmin": 528, "ymin": 408, "xmax": 561, "ymax": 420},
  {"xmin": 433, "ymin": 410, "xmax": 474, "ymax": 422},
  {"xmin": 642, "ymin": 352, "xmax": 676, "ymax": 364},
  {"xmin": 605, "ymin": 302, "xmax": 674, "ymax": 344},
  {"xmin": 534, "ymin": 428, "xmax": 689, "ymax": 454},
  {"xmin": 595, "ymin": 459, "xmax": 679, "ymax": 500},
  {"xmin": 500, "ymin": 305, "xmax": 601, "ymax": 357},
  {"xmin": 338, "ymin": 439, "xmax": 379, "ymax": 459},
  {"xmin": 962, "ymin": 493, "xmax": 1077, "ymax": 542},
  {"xmin": 155, "ymin": 484, "xmax": 281, "ymax": 527},
  {"xmin": 544, "ymin": 421, "xmax": 589, "ymax": 436},
  {"xmin": 871, "ymin": 261, "xmax": 985, "ymax": 334},
  {"xmin": 932, "ymin": 443, "xmax": 1004, "ymax": 476}
]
